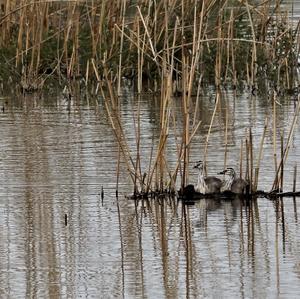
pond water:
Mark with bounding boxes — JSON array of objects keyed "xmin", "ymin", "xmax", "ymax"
[{"xmin": 0, "ymin": 88, "xmax": 299, "ymax": 298}]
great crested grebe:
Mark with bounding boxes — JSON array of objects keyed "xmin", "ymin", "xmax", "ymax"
[
  {"xmin": 218, "ymin": 167, "xmax": 247, "ymax": 194},
  {"xmin": 194, "ymin": 161, "xmax": 222, "ymax": 194}
]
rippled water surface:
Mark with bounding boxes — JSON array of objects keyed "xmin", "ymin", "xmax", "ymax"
[{"xmin": 0, "ymin": 89, "xmax": 300, "ymax": 299}]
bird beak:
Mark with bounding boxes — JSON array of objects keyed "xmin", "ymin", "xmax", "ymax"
[{"xmin": 218, "ymin": 170, "xmax": 226, "ymax": 175}]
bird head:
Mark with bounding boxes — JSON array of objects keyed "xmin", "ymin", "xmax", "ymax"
[
  {"xmin": 193, "ymin": 160, "xmax": 204, "ymax": 170},
  {"xmin": 218, "ymin": 167, "xmax": 236, "ymax": 178}
]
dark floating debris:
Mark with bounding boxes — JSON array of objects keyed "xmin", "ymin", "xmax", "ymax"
[{"xmin": 101, "ymin": 186, "xmax": 104, "ymax": 200}]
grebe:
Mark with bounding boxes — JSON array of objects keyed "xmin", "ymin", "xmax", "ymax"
[
  {"xmin": 218, "ymin": 167, "xmax": 247, "ymax": 194},
  {"xmin": 194, "ymin": 161, "xmax": 222, "ymax": 194}
]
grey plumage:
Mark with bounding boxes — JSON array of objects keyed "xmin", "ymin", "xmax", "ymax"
[
  {"xmin": 194, "ymin": 161, "xmax": 222, "ymax": 194},
  {"xmin": 218, "ymin": 167, "xmax": 247, "ymax": 194}
]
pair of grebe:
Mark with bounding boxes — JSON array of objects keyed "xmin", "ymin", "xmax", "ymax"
[{"xmin": 194, "ymin": 160, "xmax": 247, "ymax": 194}]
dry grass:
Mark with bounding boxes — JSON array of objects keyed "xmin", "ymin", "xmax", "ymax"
[{"xmin": 0, "ymin": 0, "xmax": 298, "ymax": 91}]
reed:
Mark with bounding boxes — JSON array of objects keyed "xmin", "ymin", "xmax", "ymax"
[
  {"xmin": 239, "ymin": 140, "xmax": 243, "ymax": 179},
  {"xmin": 0, "ymin": 0, "xmax": 297, "ymax": 92},
  {"xmin": 223, "ymin": 98, "xmax": 228, "ymax": 169},
  {"xmin": 1, "ymin": 0, "xmax": 299, "ymax": 196},
  {"xmin": 293, "ymin": 165, "xmax": 297, "ymax": 193},
  {"xmin": 253, "ymin": 117, "xmax": 268, "ymax": 191},
  {"xmin": 249, "ymin": 128, "xmax": 253, "ymax": 192},
  {"xmin": 272, "ymin": 95, "xmax": 300, "ymax": 191},
  {"xmin": 272, "ymin": 93, "xmax": 278, "ymax": 177},
  {"xmin": 203, "ymin": 91, "xmax": 220, "ymax": 167}
]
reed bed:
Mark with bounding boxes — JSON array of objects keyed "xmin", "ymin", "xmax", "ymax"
[
  {"xmin": 0, "ymin": 0, "xmax": 298, "ymax": 91},
  {"xmin": 0, "ymin": 0, "xmax": 299, "ymax": 196}
]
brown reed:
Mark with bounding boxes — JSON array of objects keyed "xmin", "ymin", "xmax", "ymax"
[
  {"xmin": 0, "ymin": 0, "xmax": 297, "ymax": 92},
  {"xmin": 1, "ymin": 1, "xmax": 299, "ymax": 196}
]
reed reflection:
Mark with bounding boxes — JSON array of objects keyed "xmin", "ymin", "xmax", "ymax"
[{"xmin": 121, "ymin": 195, "xmax": 300, "ymax": 298}]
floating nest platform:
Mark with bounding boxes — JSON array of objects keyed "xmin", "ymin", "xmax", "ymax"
[
  {"xmin": 126, "ymin": 187, "xmax": 300, "ymax": 201},
  {"xmin": 178, "ymin": 188, "xmax": 300, "ymax": 201}
]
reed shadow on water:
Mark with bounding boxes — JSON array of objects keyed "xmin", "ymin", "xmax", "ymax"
[{"xmin": 124, "ymin": 194, "xmax": 299, "ymax": 298}]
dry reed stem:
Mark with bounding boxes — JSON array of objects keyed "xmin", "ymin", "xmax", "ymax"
[
  {"xmin": 239, "ymin": 140, "xmax": 243, "ymax": 178},
  {"xmin": 272, "ymin": 95, "xmax": 300, "ymax": 191},
  {"xmin": 249, "ymin": 128, "xmax": 253, "ymax": 192},
  {"xmin": 280, "ymin": 131, "xmax": 284, "ymax": 191},
  {"xmin": 168, "ymin": 119, "xmax": 202, "ymax": 189},
  {"xmin": 253, "ymin": 117, "xmax": 269, "ymax": 191},
  {"xmin": 273, "ymin": 93, "xmax": 278, "ymax": 174},
  {"xmin": 245, "ymin": 0, "xmax": 257, "ymax": 88},
  {"xmin": 224, "ymin": 99, "xmax": 228, "ymax": 169},
  {"xmin": 137, "ymin": 6, "xmax": 157, "ymax": 61},
  {"xmin": 117, "ymin": 0, "xmax": 125, "ymax": 96},
  {"xmin": 245, "ymin": 135, "xmax": 249, "ymax": 182},
  {"xmin": 145, "ymin": 134, "xmax": 155, "ymax": 193},
  {"xmin": 203, "ymin": 91, "xmax": 220, "ymax": 165},
  {"xmin": 131, "ymin": 95, "xmax": 142, "ymax": 193},
  {"xmin": 293, "ymin": 165, "xmax": 297, "ymax": 193},
  {"xmin": 116, "ymin": 144, "xmax": 121, "ymax": 194}
]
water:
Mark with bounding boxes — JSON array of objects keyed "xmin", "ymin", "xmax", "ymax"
[{"xmin": 0, "ymin": 89, "xmax": 299, "ymax": 298}]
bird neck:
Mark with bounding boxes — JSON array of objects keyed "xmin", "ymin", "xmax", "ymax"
[
  {"xmin": 196, "ymin": 168, "xmax": 207, "ymax": 193},
  {"xmin": 225, "ymin": 174, "xmax": 235, "ymax": 188},
  {"xmin": 197, "ymin": 167, "xmax": 205, "ymax": 183}
]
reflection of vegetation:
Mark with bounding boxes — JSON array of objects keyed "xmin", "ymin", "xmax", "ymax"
[
  {"xmin": 0, "ymin": 1, "xmax": 298, "ymax": 92},
  {"xmin": 125, "ymin": 196, "xmax": 296, "ymax": 298}
]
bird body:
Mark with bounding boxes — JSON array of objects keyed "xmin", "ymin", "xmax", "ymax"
[
  {"xmin": 231, "ymin": 178, "xmax": 247, "ymax": 194},
  {"xmin": 219, "ymin": 167, "xmax": 247, "ymax": 194},
  {"xmin": 194, "ymin": 161, "xmax": 222, "ymax": 194}
]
